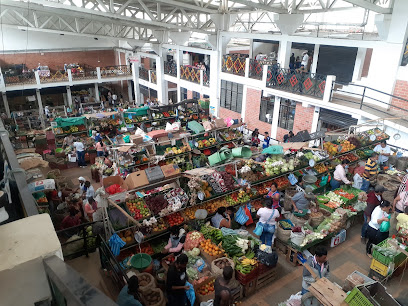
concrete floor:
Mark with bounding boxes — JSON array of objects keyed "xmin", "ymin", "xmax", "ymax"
[{"xmin": 60, "ymin": 165, "xmax": 408, "ymax": 305}]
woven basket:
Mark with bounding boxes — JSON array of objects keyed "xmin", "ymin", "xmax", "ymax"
[
  {"xmin": 276, "ymin": 224, "xmax": 291, "ymax": 242},
  {"xmin": 290, "ymin": 214, "xmax": 309, "ymax": 227},
  {"xmin": 310, "ymin": 213, "xmax": 325, "ymax": 228},
  {"xmin": 382, "ymin": 190, "xmax": 395, "ymax": 203},
  {"xmin": 284, "ymin": 189, "xmax": 297, "ymax": 211}
]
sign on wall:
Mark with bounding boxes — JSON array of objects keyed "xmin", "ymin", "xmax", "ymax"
[{"xmin": 128, "ymin": 56, "xmax": 139, "ymax": 64}]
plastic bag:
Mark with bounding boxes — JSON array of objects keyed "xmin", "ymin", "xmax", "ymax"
[
  {"xmin": 186, "ymin": 281, "xmax": 196, "ymax": 306},
  {"xmin": 200, "ymin": 300, "xmax": 214, "ymax": 306},
  {"xmin": 244, "ymin": 204, "xmax": 253, "ymax": 226},
  {"xmin": 255, "ymin": 248, "xmax": 278, "ymax": 267},
  {"xmin": 380, "ymin": 215, "xmax": 391, "ymax": 232},
  {"xmin": 353, "ymin": 173, "xmax": 363, "ymax": 189},
  {"xmin": 235, "ymin": 206, "xmax": 249, "ymax": 225}
]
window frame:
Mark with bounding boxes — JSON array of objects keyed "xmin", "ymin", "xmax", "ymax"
[
  {"xmin": 278, "ymin": 99, "xmax": 296, "ymax": 131},
  {"xmin": 220, "ymin": 80, "xmax": 243, "ymax": 113}
]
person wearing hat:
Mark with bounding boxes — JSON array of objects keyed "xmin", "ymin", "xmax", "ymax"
[
  {"xmin": 331, "ymin": 159, "xmax": 351, "ymax": 190},
  {"xmin": 76, "ymin": 177, "xmax": 86, "ymax": 194},
  {"xmin": 362, "ymin": 185, "xmax": 387, "ymax": 239}
]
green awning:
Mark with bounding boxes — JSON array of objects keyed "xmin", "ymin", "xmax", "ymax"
[{"xmin": 55, "ymin": 116, "xmax": 86, "ymax": 127}]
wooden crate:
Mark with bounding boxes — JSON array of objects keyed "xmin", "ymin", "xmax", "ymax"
[
  {"xmin": 231, "ymin": 284, "xmax": 243, "ymax": 302},
  {"xmin": 256, "ymin": 266, "xmax": 278, "ymax": 290},
  {"xmin": 274, "ymin": 238, "xmax": 288, "ymax": 254},
  {"xmin": 286, "ymin": 246, "xmax": 300, "ymax": 267},
  {"xmin": 243, "ymin": 279, "xmax": 257, "ymax": 297}
]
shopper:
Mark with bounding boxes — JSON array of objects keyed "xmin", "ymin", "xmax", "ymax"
[
  {"xmin": 77, "ymin": 177, "xmax": 86, "ymax": 194},
  {"xmin": 289, "ymin": 53, "xmax": 295, "ymax": 70},
  {"xmin": 302, "ymin": 246, "xmax": 329, "ymax": 295},
  {"xmin": 393, "ymin": 188, "xmax": 408, "ymax": 213},
  {"xmin": 84, "ymin": 197, "xmax": 98, "ymax": 222},
  {"xmin": 283, "ymin": 131, "xmax": 294, "ymax": 143},
  {"xmin": 60, "ymin": 208, "xmax": 81, "ymax": 230},
  {"xmin": 95, "ymin": 140, "xmax": 106, "ymax": 157},
  {"xmin": 331, "ymin": 160, "xmax": 351, "ymax": 190},
  {"xmin": 361, "ymin": 152, "xmax": 379, "ymax": 192},
  {"xmin": 163, "ymin": 226, "xmax": 186, "ymax": 256},
  {"xmin": 362, "ymin": 185, "xmax": 386, "ymax": 239},
  {"xmin": 63, "ymin": 133, "xmax": 75, "ymax": 148},
  {"xmin": 73, "ymin": 138, "xmax": 86, "ymax": 168},
  {"xmin": 266, "ymin": 182, "xmax": 280, "ymax": 209},
  {"xmin": 44, "ymin": 106, "xmax": 50, "ymax": 118},
  {"xmin": 256, "ymin": 198, "xmax": 280, "ymax": 246},
  {"xmin": 84, "ymin": 181, "xmax": 95, "ymax": 199},
  {"xmin": 117, "ymin": 275, "xmax": 142, "ymax": 306},
  {"xmin": 291, "ymin": 177, "xmax": 309, "ymax": 212},
  {"xmin": 263, "ymin": 132, "xmax": 271, "ymax": 149},
  {"xmin": 374, "ymin": 140, "xmax": 391, "ymax": 166},
  {"xmin": 301, "ymin": 51, "xmax": 309, "ymax": 68},
  {"xmin": 251, "ymin": 129, "xmax": 260, "ymax": 147},
  {"xmin": 211, "ymin": 207, "xmax": 231, "ymax": 229},
  {"xmin": 166, "ymin": 253, "xmax": 189, "ymax": 306},
  {"xmin": 295, "ymin": 56, "xmax": 301, "ymax": 69},
  {"xmin": 366, "ymin": 200, "xmax": 392, "ymax": 257},
  {"xmin": 214, "ymin": 266, "xmax": 233, "ymax": 306}
]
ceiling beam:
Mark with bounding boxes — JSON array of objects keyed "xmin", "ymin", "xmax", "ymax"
[
  {"xmin": 342, "ymin": 0, "xmax": 392, "ymax": 14},
  {"xmin": 142, "ymin": 0, "xmax": 218, "ymax": 14},
  {"xmin": 227, "ymin": 0, "xmax": 287, "ymax": 14}
]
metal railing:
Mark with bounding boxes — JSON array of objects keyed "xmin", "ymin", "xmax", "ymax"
[
  {"xmin": 4, "ymin": 72, "xmax": 36, "ymax": 86},
  {"xmin": 0, "ymin": 119, "xmax": 38, "ymax": 220},
  {"xmin": 266, "ymin": 66, "xmax": 326, "ymax": 98},
  {"xmin": 222, "ymin": 54, "xmax": 247, "ymax": 76},
  {"xmin": 100, "ymin": 65, "xmax": 131, "ymax": 78},
  {"xmin": 44, "ymin": 255, "xmax": 116, "ymax": 306},
  {"xmin": 248, "ymin": 59, "xmax": 263, "ymax": 80},
  {"xmin": 40, "ymin": 70, "xmax": 69, "ymax": 83},
  {"xmin": 164, "ymin": 60, "xmax": 177, "ymax": 77},
  {"xmin": 150, "ymin": 70, "xmax": 157, "ymax": 84},
  {"xmin": 180, "ymin": 65, "xmax": 201, "ymax": 84},
  {"xmin": 331, "ymin": 82, "xmax": 408, "ymax": 122},
  {"xmin": 139, "ymin": 67, "xmax": 149, "ymax": 81},
  {"xmin": 71, "ymin": 67, "xmax": 97, "ymax": 80}
]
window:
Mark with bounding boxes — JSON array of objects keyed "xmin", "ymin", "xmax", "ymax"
[
  {"xmin": 193, "ymin": 91, "xmax": 200, "ymax": 99},
  {"xmin": 220, "ymin": 80, "xmax": 243, "ymax": 113},
  {"xmin": 259, "ymin": 95, "xmax": 275, "ymax": 123},
  {"xmin": 258, "ymin": 97, "xmax": 296, "ymax": 130},
  {"xmin": 278, "ymin": 99, "xmax": 296, "ymax": 130},
  {"xmin": 181, "ymin": 87, "xmax": 187, "ymax": 100}
]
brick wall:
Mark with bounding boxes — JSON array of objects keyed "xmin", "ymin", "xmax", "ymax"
[
  {"xmin": 391, "ymin": 80, "xmax": 408, "ymax": 111},
  {"xmin": 0, "ymin": 49, "xmax": 116, "ymax": 71},
  {"xmin": 244, "ymin": 88, "xmax": 272, "ymax": 136},
  {"xmin": 219, "ymin": 107, "xmax": 241, "ymax": 120},
  {"xmin": 142, "ymin": 57, "xmax": 150, "ymax": 70},
  {"xmin": 293, "ymin": 103, "xmax": 314, "ymax": 134},
  {"xmin": 361, "ymin": 48, "xmax": 372, "ymax": 78}
]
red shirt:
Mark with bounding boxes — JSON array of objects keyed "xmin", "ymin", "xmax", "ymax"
[
  {"xmin": 61, "ymin": 215, "xmax": 81, "ymax": 229},
  {"xmin": 364, "ymin": 191, "xmax": 382, "ymax": 217}
]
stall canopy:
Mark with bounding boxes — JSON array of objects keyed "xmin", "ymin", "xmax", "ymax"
[
  {"xmin": 83, "ymin": 112, "xmax": 118, "ymax": 119},
  {"xmin": 319, "ymin": 109, "xmax": 358, "ymax": 128},
  {"xmin": 126, "ymin": 106, "xmax": 149, "ymax": 116},
  {"xmin": 55, "ymin": 116, "xmax": 86, "ymax": 127}
]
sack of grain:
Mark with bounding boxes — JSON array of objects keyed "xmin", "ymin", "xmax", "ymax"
[
  {"xmin": 137, "ymin": 272, "xmax": 156, "ymax": 294},
  {"xmin": 210, "ymin": 257, "xmax": 235, "ymax": 277},
  {"xmin": 276, "ymin": 223, "xmax": 291, "ymax": 242}
]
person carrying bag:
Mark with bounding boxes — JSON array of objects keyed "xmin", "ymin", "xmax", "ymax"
[{"xmin": 255, "ymin": 198, "xmax": 280, "ymax": 246}]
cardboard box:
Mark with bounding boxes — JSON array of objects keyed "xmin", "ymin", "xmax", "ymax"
[
  {"xmin": 199, "ymin": 245, "xmax": 223, "ymax": 265},
  {"xmin": 214, "ymin": 118, "xmax": 227, "ymax": 128},
  {"xmin": 125, "ymin": 171, "xmax": 149, "ymax": 190},
  {"xmin": 147, "ymin": 129, "xmax": 168, "ymax": 139},
  {"xmin": 130, "ymin": 135, "xmax": 143, "ymax": 145},
  {"xmin": 102, "ymin": 176, "xmax": 128, "ymax": 191},
  {"xmin": 195, "ymin": 277, "xmax": 215, "ymax": 304},
  {"xmin": 160, "ymin": 164, "xmax": 181, "ymax": 179}
]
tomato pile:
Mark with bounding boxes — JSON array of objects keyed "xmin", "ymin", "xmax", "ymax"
[
  {"xmin": 272, "ymin": 176, "xmax": 290, "ymax": 189},
  {"xmin": 165, "ymin": 212, "xmax": 184, "ymax": 226},
  {"xmin": 343, "ymin": 205, "xmax": 356, "ymax": 212},
  {"xmin": 197, "ymin": 279, "xmax": 215, "ymax": 295},
  {"xmin": 339, "ymin": 153, "xmax": 358, "ymax": 162},
  {"xmin": 136, "ymin": 243, "xmax": 154, "ymax": 255},
  {"xmin": 334, "ymin": 189, "xmax": 355, "ymax": 200}
]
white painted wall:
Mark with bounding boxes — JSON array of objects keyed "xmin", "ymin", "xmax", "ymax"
[
  {"xmin": 252, "ymin": 42, "xmax": 279, "ymax": 58},
  {"xmin": 0, "ymin": 214, "xmax": 63, "ymax": 306},
  {"xmin": 0, "ymin": 28, "xmax": 117, "ymax": 52}
]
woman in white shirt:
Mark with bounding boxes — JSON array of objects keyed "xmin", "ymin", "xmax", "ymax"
[
  {"xmin": 330, "ymin": 160, "xmax": 351, "ymax": 190},
  {"xmin": 256, "ymin": 198, "xmax": 280, "ymax": 246},
  {"xmin": 366, "ymin": 200, "xmax": 392, "ymax": 257}
]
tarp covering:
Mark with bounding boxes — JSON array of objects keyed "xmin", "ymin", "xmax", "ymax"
[
  {"xmin": 55, "ymin": 116, "xmax": 86, "ymax": 127},
  {"xmin": 83, "ymin": 112, "xmax": 118, "ymax": 119},
  {"xmin": 125, "ymin": 106, "xmax": 149, "ymax": 116}
]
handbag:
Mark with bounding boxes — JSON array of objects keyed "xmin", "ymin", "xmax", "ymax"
[
  {"xmin": 254, "ymin": 209, "xmax": 275, "ymax": 236},
  {"xmin": 235, "ymin": 206, "xmax": 249, "ymax": 225},
  {"xmin": 380, "ymin": 215, "xmax": 391, "ymax": 232}
]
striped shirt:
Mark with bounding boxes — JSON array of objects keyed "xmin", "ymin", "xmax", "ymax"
[{"xmin": 362, "ymin": 158, "xmax": 378, "ymax": 179}]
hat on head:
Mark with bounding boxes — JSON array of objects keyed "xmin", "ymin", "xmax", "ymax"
[
  {"xmin": 78, "ymin": 176, "xmax": 85, "ymax": 181},
  {"xmin": 375, "ymin": 185, "xmax": 387, "ymax": 193}
]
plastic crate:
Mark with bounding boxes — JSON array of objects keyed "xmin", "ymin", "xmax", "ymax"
[
  {"xmin": 345, "ymin": 287, "xmax": 373, "ymax": 306},
  {"xmin": 370, "ymin": 258, "xmax": 389, "ymax": 277},
  {"xmin": 235, "ymin": 265, "xmax": 259, "ymax": 286},
  {"xmin": 145, "ymin": 166, "xmax": 164, "ymax": 184},
  {"xmin": 372, "ymin": 238, "xmax": 407, "ymax": 266},
  {"xmin": 279, "ymin": 219, "xmax": 294, "ymax": 230},
  {"xmin": 319, "ymin": 203, "xmax": 336, "ymax": 213}
]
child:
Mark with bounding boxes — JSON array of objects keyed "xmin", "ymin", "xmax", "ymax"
[{"xmin": 263, "ymin": 132, "xmax": 270, "ymax": 149}]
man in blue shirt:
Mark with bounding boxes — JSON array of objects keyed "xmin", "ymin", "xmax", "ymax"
[
  {"xmin": 263, "ymin": 132, "xmax": 271, "ymax": 149},
  {"xmin": 117, "ymin": 276, "xmax": 142, "ymax": 306}
]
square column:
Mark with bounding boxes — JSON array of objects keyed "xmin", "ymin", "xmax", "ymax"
[
  {"xmin": 277, "ymin": 39, "xmax": 292, "ymax": 69},
  {"xmin": 132, "ymin": 59, "xmax": 140, "ymax": 106},
  {"xmin": 127, "ymin": 80, "xmax": 133, "ymax": 103},
  {"xmin": 36, "ymin": 89, "xmax": 45, "ymax": 128},
  {"xmin": 2, "ymin": 93, "xmax": 10, "ymax": 118},
  {"xmin": 66, "ymin": 86, "xmax": 73, "ymax": 107},
  {"xmin": 271, "ymin": 96, "xmax": 281, "ymax": 139},
  {"xmin": 94, "ymin": 84, "xmax": 100, "ymax": 102},
  {"xmin": 352, "ymin": 48, "xmax": 367, "ymax": 82},
  {"xmin": 311, "ymin": 44, "xmax": 320, "ymax": 74}
]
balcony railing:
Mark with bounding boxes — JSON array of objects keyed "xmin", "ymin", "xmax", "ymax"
[
  {"xmin": 203, "ymin": 70, "xmax": 210, "ymax": 87},
  {"xmin": 180, "ymin": 65, "xmax": 201, "ymax": 84},
  {"xmin": 222, "ymin": 54, "xmax": 247, "ymax": 76},
  {"xmin": 4, "ymin": 72, "xmax": 36, "ymax": 86},
  {"xmin": 100, "ymin": 65, "xmax": 131, "ymax": 78},
  {"xmin": 266, "ymin": 67, "xmax": 326, "ymax": 98},
  {"xmin": 71, "ymin": 67, "xmax": 97, "ymax": 80},
  {"xmin": 150, "ymin": 70, "xmax": 157, "ymax": 84},
  {"xmin": 164, "ymin": 60, "xmax": 177, "ymax": 77},
  {"xmin": 139, "ymin": 67, "xmax": 149, "ymax": 81},
  {"xmin": 40, "ymin": 70, "xmax": 68, "ymax": 83},
  {"xmin": 248, "ymin": 59, "xmax": 263, "ymax": 80}
]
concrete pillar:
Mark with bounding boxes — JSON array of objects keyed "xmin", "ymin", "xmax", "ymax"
[
  {"xmin": 36, "ymin": 89, "xmax": 45, "ymax": 128},
  {"xmin": 67, "ymin": 69, "xmax": 73, "ymax": 84},
  {"xmin": 132, "ymin": 59, "xmax": 140, "ymax": 106},
  {"xmin": 127, "ymin": 80, "xmax": 133, "ymax": 102},
  {"xmin": 323, "ymin": 75, "xmax": 336, "ymax": 103},
  {"xmin": 271, "ymin": 96, "xmax": 281, "ymax": 139},
  {"xmin": 241, "ymin": 85, "xmax": 248, "ymax": 122},
  {"xmin": 310, "ymin": 106, "xmax": 320, "ymax": 133},
  {"xmin": 277, "ymin": 39, "xmax": 292, "ymax": 69},
  {"xmin": 176, "ymin": 47, "xmax": 183, "ymax": 102},
  {"xmin": 352, "ymin": 48, "xmax": 367, "ymax": 82},
  {"xmin": 249, "ymin": 39, "xmax": 254, "ymax": 59},
  {"xmin": 157, "ymin": 53, "xmax": 167, "ymax": 104},
  {"xmin": 311, "ymin": 44, "xmax": 320, "ymax": 74},
  {"xmin": 2, "ymin": 92, "xmax": 10, "ymax": 118},
  {"xmin": 66, "ymin": 86, "xmax": 73, "ymax": 107},
  {"xmin": 94, "ymin": 83, "xmax": 100, "ymax": 102}
]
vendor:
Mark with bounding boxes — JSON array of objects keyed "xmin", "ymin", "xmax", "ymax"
[
  {"xmin": 251, "ymin": 129, "xmax": 260, "ymax": 147},
  {"xmin": 302, "ymin": 246, "xmax": 330, "ymax": 295},
  {"xmin": 361, "ymin": 152, "xmax": 379, "ymax": 192},
  {"xmin": 76, "ymin": 177, "xmax": 86, "ymax": 194},
  {"xmin": 117, "ymin": 276, "xmax": 142, "ymax": 306},
  {"xmin": 163, "ymin": 226, "xmax": 186, "ymax": 256},
  {"xmin": 366, "ymin": 200, "xmax": 392, "ymax": 256},
  {"xmin": 291, "ymin": 177, "xmax": 309, "ymax": 212},
  {"xmin": 84, "ymin": 197, "xmax": 98, "ymax": 222},
  {"xmin": 211, "ymin": 207, "xmax": 231, "ymax": 229},
  {"xmin": 84, "ymin": 181, "xmax": 95, "ymax": 199},
  {"xmin": 226, "ymin": 206, "xmax": 240, "ymax": 230},
  {"xmin": 266, "ymin": 182, "xmax": 280, "ymax": 209},
  {"xmin": 374, "ymin": 140, "xmax": 391, "ymax": 166},
  {"xmin": 166, "ymin": 253, "xmax": 189, "ymax": 306},
  {"xmin": 63, "ymin": 133, "xmax": 75, "ymax": 148},
  {"xmin": 362, "ymin": 185, "xmax": 386, "ymax": 239},
  {"xmin": 263, "ymin": 132, "xmax": 270, "ymax": 149},
  {"xmin": 214, "ymin": 266, "xmax": 233, "ymax": 306},
  {"xmin": 60, "ymin": 207, "xmax": 81, "ymax": 230},
  {"xmin": 331, "ymin": 160, "xmax": 351, "ymax": 190}
]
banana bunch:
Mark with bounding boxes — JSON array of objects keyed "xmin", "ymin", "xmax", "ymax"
[
  {"xmin": 234, "ymin": 255, "xmax": 257, "ymax": 274},
  {"xmin": 241, "ymin": 257, "xmax": 257, "ymax": 266}
]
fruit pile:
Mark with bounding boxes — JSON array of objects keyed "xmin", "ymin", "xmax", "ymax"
[
  {"xmin": 197, "ymin": 279, "xmax": 215, "ymax": 296},
  {"xmin": 152, "ymin": 219, "xmax": 168, "ymax": 233},
  {"xmin": 272, "ymin": 176, "xmax": 290, "ymax": 189},
  {"xmin": 314, "ymin": 163, "xmax": 328, "ymax": 174},
  {"xmin": 118, "ymin": 230, "xmax": 134, "ymax": 244},
  {"xmin": 251, "ymin": 199, "xmax": 264, "ymax": 211},
  {"xmin": 125, "ymin": 199, "xmax": 150, "ymax": 220},
  {"xmin": 234, "ymin": 256, "xmax": 257, "ymax": 275},
  {"xmin": 183, "ymin": 205, "xmax": 202, "ymax": 220},
  {"xmin": 254, "ymin": 184, "xmax": 268, "ymax": 195},
  {"xmin": 162, "ymin": 111, "xmax": 170, "ymax": 117},
  {"xmin": 226, "ymin": 190, "xmax": 250, "ymax": 205},
  {"xmin": 343, "ymin": 205, "xmax": 357, "ymax": 212},
  {"xmin": 196, "ymin": 138, "xmax": 217, "ymax": 149},
  {"xmin": 165, "ymin": 212, "xmax": 184, "ymax": 227},
  {"xmin": 164, "ymin": 146, "xmax": 189, "ymax": 156},
  {"xmin": 339, "ymin": 153, "xmax": 358, "ymax": 162},
  {"xmin": 204, "ymin": 199, "xmax": 225, "ymax": 214},
  {"xmin": 136, "ymin": 242, "xmax": 154, "ymax": 256},
  {"xmin": 199, "ymin": 239, "xmax": 224, "ymax": 257},
  {"xmin": 323, "ymin": 142, "xmax": 340, "ymax": 156},
  {"xmin": 201, "ymin": 181, "xmax": 213, "ymax": 199},
  {"xmin": 339, "ymin": 140, "xmax": 356, "ymax": 153}
]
